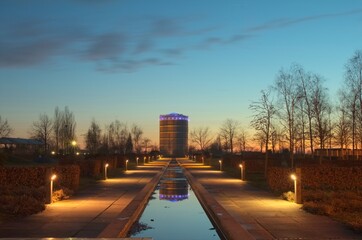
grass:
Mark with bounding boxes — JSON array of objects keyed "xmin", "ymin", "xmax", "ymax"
[{"xmin": 302, "ymin": 190, "xmax": 362, "ymax": 232}]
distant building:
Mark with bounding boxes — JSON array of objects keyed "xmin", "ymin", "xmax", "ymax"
[
  {"xmin": 159, "ymin": 113, "xmax": 188, "ymax": 157},
  {"xmin": 315, "ymin": 148, "xmax": 362, "ymax": 158},
  {"xmin": 0, "ymin": 137, "xmax": 42, "ymax": 154}
]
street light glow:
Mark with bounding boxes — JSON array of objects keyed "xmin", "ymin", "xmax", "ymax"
[
  {"xmin": 51, "ymin": 174, "xmax": 57, "ymax": 181},
  {"xmin": 291, "ymin": 174, "xmax": 297, "ymax": 181}
]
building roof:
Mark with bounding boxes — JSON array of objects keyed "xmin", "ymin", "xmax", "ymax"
[
  {"xmin": 0, "ymin": 137, "xmax": 43, "ymax": 145},
  {"xmin": 160, "ymin": 113, "xmax": 189, "ymax": 121}
]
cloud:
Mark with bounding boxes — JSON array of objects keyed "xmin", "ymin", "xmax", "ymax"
[
  {"xmin": 151, "ymin": 18, "xmax": 183, "ymax": 37},
  {"xmin": 133, "ymin": 39, "xmax": 154, "ymax": 55},
  {"xmin": 246, "ymin": 9, "xmax": 362, "ymax": 33},
  {"xmin": 97, "ymin": 57, "xmax": 173, "ymax": 73},
  {"xmin": 1, "ymin": 8, "xmax": 361, "ymax": 72},
  {"xmin": 83, "ymin": 33, "xmax": 126, "ymax": 61}
]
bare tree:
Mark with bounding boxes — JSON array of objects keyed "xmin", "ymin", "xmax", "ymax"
[
  {"xmin": 334, "ymin": 107, "xmax": 350, "ymax": 155},
  {"xmin": 53, "ymin": 106, "xmax": 62, "ymax": 154},
  {"xmin": 85, "ymin": 119, "xmax": 102, "ymax": 155},
  {"xmin": 0, "ymin": 116, "xmax": 13, "ymax": 137},
  {"xmin": 31, "ymin": 114, "xmax": 53, "ymax": 154},
  {"xmin": 236, "ymin": 128, "xmax": 248, "ymax": 153},
  {"xmin": 131, "ymin": 124, "xmax": 143, "ymax": 153},
  {"xmin": 249, "ymin": 89, "xmax": 276, "ymax": 176},
  {"xmin": 342, "ymin": 50, "xmax": 362, "ymax": 158},
  {"xmin": 107, "ymin": 120, "xmax": 128, "ymax": 154},
  {"xmin": 297, "ymin": 66, "xmax": 315, "ymax": 156},
  {"xmin": 60, "ymin": 107, "xmax": 76, "ymax": 154},
  {"xmin": 311, "ymin": 75, "xmax": 331, "ymax": 151},
  {"xmin": 274, "ymin": 66, "xmax": 302, "ymax": 168},
  {"xmin": 190, "ymin": 127, "xmax": 213, "ymax": 151},
  {"xmin": 219, "ymin": 119, "xmax": 239, "ymax": 153},
  {"xmin": 142, "ymin": 137, "xmax": 151, "ymax": 153}
]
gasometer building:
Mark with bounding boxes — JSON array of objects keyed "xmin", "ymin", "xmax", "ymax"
[{"xmin": 159, "ymin": 113, "xmax": 188, "ymax": 157}]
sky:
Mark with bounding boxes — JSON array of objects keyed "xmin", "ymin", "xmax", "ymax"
[{"xmin": 1, "ymin": 0, "xmax": 362, "ymax": 148}]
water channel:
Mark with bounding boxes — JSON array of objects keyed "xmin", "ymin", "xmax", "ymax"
[{"xmin": 129, "ymin": 159, "xmax": 221, "ymax": 240}]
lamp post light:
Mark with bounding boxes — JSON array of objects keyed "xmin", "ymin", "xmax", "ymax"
[
  {"xmin": 239, "ymin": 164, "xmax": 243, "ymax": 180},
  {"xmin": 104, "ymin": 163, "xmax": 109, "ymax": 180},
  {"xmin": 71, "ymin": 140, "xmax": 77, "ymax": 154},
  {"xmin": 291, "ymin": 173, "xmax": 297, "ymax": 199},
  {"xmin": 50, "ymin": 174, "xmax": 57, "ymax": 204},
  {"xmin": 136, "ymin": 157, "xmax": 139, "ymax": 166},
  {"xmin": 202, "ymin": 156, "xmax": 204, "ymax": 165},
  {"xmin": 125, "ymin": 160, "xmax": 129, "ymax": 171},
  {"xmin": 219, "ymin": 160, "xmax": 222, "ymax": 171}
]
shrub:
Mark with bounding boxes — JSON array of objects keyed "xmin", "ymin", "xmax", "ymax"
[
  {"xmin": 52, "ymin": 187, "xmax": 74, "ymax": 202},
  {"xmin": 281, "ymin": 191, "xmax": 295, "ymax": 202},
  {"xmin": 0, "ymin": 186, "xmax": 46, "ymax": 216}
]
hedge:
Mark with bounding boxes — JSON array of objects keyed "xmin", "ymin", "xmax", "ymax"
[
  {"xmin": 0, "ymin": 165, "xmax": 80, "ymax": 191},
  {"xmin": 267, "ymin": 166, "xmax": 362, "ymax": 193}
]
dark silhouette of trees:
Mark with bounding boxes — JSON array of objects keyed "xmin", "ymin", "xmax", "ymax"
[
  {"xmin": 341, "ymin": 50, "xmax": 362, "ymax": 157},
  {"xmin": 131, "ymin": 124, "xmax": 143, "ymax": 153},
  {"xmin": 274, "ymin": 66, "xmax": 302, "ymax": 168},
  {"xmin": 220, "ymin": 119, "xmax": 239, "ymax": 153},
  {"xmin": 85, "ymin": 119, "xmax": 102, "ymax": 154},
  {"xmin": 190, "ymin": 127, "xmax": 213, "ymax": 151},
  {"xmin": 0, "ymin": 116, "xmax": 13, "ymax": 138},
  {"xmin": 31, "ymin": 113, "xmax": 53, "ymax": 154},
  {"xmin": 250, "ymin": 89, "xmax": 276, "ymax": 176},
  {"xmin": 142, "ymin": 137, "xmax": 151, "ymax": 153},
  {"xmin": 125, "ymin": 133, "xmax": 133, "ymax": 154},
  {"xmin": 53, "ymin": 107, "xmax": 62, "ymax": 154},
  {"xmin": 106, "ymin": 120, "xmax": 128, "ymax": 154},
  {"xmin": 236, "ymin": 128, "xmax": 248, "ymax": 153}
]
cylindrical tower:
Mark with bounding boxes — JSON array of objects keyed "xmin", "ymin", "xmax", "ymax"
[{"xmin": 159, "ymin": 113, "xmax": 188, "ymax": 157}]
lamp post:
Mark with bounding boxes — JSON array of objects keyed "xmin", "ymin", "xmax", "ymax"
[
  {"xmin": 136, "ymin": 157, "xmax": 139, "ymax": 166},
  {"xmin": 239, "ymin": 164, "xmax": 243, "ymax": 180},
  {"xmin": 71, "ymin": 140, "xmax": 77, "ymax": 154},
  {"xmin": 291, "ymin": 174, "xmax": 297, "ymax": 202},
  {"xmin": 125, "ymin": 160, "xmax": 129, "ymax": 171},
  {"xmin": 50, "ymin": 174, "xmax": 57, "ymax": 204},
  {"xmin": 219, "ymin": 160, "xmax": 222, "ymax": 171},
  {"xmin": 143, "ymin": 156, "xmax": 146, "ymax": 164},
  {"xmin": 104, "ymin": 163, "xmax": 109, "ymax": 180},
  {"xmin": 202, "ymin": 156, "xmax": 204, "ymax": 165}
]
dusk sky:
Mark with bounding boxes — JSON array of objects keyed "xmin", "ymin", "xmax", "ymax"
[{"xmin": 1, "ymin": 1, "xmax": 362, "ymax": 147}]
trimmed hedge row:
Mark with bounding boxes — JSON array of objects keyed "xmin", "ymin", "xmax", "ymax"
[
  {"xmin": 0, "ymin": 165, "xmax": 80, "ymax": 191},
  {"xmin": 267, "ymin": 167, "xmax": 294, "ymax": 193},
  {"xmin": 267, "ymin": 166, "xmax": 362, "ymax": 193},
  {"xmin": 302, "ymin": 166, "xmax": 362, "ymax": 191}
]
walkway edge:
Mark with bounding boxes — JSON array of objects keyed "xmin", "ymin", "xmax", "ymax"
[
  {"xmin": 98, "ymin": 165, "xmax": 167, "ymax": 238},
  {"xmin": 182, "ymin": 167, "xmax": 256, "ymax": 240}
]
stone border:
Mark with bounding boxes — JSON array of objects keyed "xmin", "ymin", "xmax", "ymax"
[
  {"xmin": 182, "ymin": 166, "xmax": 255, "ymax": 240},
  {"xmin": 98, "ymin": 164, "xmax": 168, "ymax": 238}
]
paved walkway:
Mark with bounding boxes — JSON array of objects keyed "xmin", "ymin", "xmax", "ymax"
[
  {"xmin": 180, "ymin": 159, "xmax": 361, "ymax": 240},
  {"xmin": 1, "ymin": 158, "xmax": 361, "ymax": 239},
  {"xmin": 0, "ymin": 161, "xmax": 167, "ymax": 238}
]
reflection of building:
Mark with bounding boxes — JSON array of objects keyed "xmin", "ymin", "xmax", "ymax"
[
  {"xmin": 159, "ymin": 179, "xmax": 189, "ymax": 202},
  {"xmin": 159, "ymin": 165, "xmax": 189, "ymax": 202},
  {"xmin": 159, "ymin": 113, "xmax": 188, "ymax": 157}
]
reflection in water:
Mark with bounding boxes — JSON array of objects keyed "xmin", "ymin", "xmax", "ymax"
[
  {"xmin": 159, "ymin": 177, "xmax": 189, "ymax": 202},
  {"xmin": 129, "ymin": 162, "xmax": 220, "ymax": 240}
]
